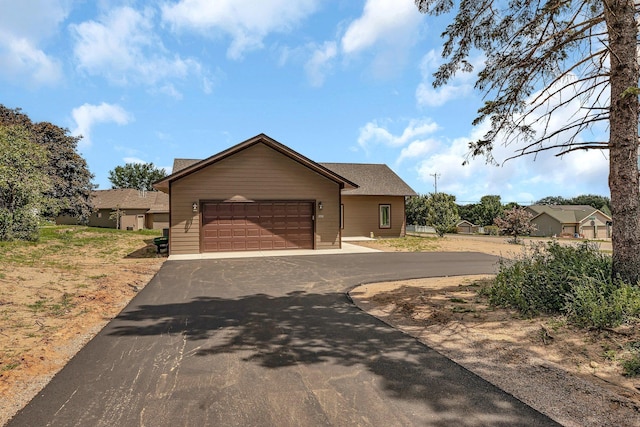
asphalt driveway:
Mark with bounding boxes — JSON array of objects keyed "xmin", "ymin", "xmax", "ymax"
[{"xmin": 9, "ymin": 252, "xmax": 559, "ymax": 426}]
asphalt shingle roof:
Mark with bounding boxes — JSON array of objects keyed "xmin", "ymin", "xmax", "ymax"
[
  {"xmin": 92, "ymin": 189, "xmax": 169, "ymax": 212},
  {"xmin": 172, "ymin": 158, "xmax": 200, "ymax": 173},
  {"xmin": 172, "ymin": 158, "xmax": 416, "ymax": 196},
  {"xmin": 527, "ymin": 205, "xmax": 608, "ymax": 223},
  {"xmin": 319, "ymin": 163, "xmax": 417, "ymax": 196}
]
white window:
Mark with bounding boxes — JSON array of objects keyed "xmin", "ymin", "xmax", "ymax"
[{"xmin": 379, "ymin": 204, "xmax": 391, "ymax": 229}]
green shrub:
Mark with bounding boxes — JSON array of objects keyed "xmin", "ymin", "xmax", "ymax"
[
  {"xmin": 564, "ymin": 279, "xmax": 640, "ymax": 328},
  {"xmin": 622, "ymin": 354, "xmax": 640, "ymax": 377},
  {"xmin": 484, "ymin": 225, "xmax": 499, "ymax": 236},
  {"xmin": 486, "ymin": 241, "xmax": 640, "ymax": 328},
  {"xmin": 488, "ymin": 242, "xmax": 609, "ymax": 314}
]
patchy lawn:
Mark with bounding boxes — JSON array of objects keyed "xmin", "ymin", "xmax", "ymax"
[{"xmin": 0, "ymin": 226, "xmax": 166, "ymax": 425}]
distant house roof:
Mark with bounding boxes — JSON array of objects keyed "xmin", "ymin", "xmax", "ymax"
[
  {"xmin": 319, "ymin": 163, "xmax": 417, "ymax": 196},
  {"xmin": 527, "ymin": 205, "xmax": 610, "ymax": 224},
  {"xmin": 155, "ymin": 134, "xmax": 358, "ymax": 193},
  {"xmin": 92, "ymin": 189, "xmax": 169, "ymax": 213},
  {"xmin": 171, "ymin": 158, "xmax": 416, "ymax": 197}
]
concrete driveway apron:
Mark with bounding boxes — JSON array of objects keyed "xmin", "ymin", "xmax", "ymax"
[{"xmin": 9, "ymin": 252, "xmax": 559, "ymax": 427}]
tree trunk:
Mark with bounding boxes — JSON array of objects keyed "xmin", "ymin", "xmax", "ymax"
[{"xmin": 605, "ymin": 0, "xmax": 640, "ymax": 284}]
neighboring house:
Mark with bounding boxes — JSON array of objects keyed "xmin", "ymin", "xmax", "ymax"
[
  {"xmin": 456, "ymin": 220, "xmax": 476, "ymax": 234},
  {"xmin": 154, "ymin": 133, "xmax": 416, "ymax": 255},
  {"xmin": 56, "ymin": 189, "xmax": 169, "ymax": 230},
  {"xmin": 525, "ymin": 205, "xmax": 612, "ymax": 239}
]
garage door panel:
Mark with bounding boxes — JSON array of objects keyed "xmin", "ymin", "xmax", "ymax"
[{"xmin": 202, "ymin": 201, "xmax": 314, "ymax": 252}]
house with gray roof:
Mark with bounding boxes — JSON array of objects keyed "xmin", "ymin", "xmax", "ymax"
[
  {"xmin": 155, "ymin": 134, "xmax": 416, "ymax": 255},
  {"xmin": 57, "ymin": 189, "xmax": 169, "ymax": 230},
  {"xmin": 525, "ymin": 204, "xmax": 611, "ymax": 239}
]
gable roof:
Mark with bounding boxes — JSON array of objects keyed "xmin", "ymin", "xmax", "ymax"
[
  {"xmin": 92, "ymin": 189, "xmax": 169, "ymax": 212},
  {"xmin": 154, "ymin": 134, "xmax": 358, "ymax": 193},
  {"xmin": 527, "ymin": 205, "xmax": 610, "ymax": 224},
  {"xmin": 319, "ymin": 163, "xmax": 417, "ymax": 196}
]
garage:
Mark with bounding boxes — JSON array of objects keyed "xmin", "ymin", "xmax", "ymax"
[{"xmin": 201, "ymin": 201, "xmax": 314, "ymax": 252}]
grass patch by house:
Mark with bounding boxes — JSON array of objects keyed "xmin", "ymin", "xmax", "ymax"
[{"xmin": 0, "ymin": 225, "xmax": 166, "ymax": 424}]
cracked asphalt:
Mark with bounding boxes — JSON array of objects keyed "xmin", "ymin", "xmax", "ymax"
[{"xmin": 8, "ymin": 252, "xmax": 559, "ymax": 426}]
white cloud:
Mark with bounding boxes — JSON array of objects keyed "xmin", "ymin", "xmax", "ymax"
[
  {"xmin": 361, "ymin": 100, "xmax": 608, "ymax": 202},
  {"xmin": 396, "ymin": 139, "xmax": 437, "ymax": 165},
  {"xmin": 161, "ymin": 0, "xmax": 319, "ymax": 60},
  {"xmin": 357, "ymin": 118, "xmax": 439, "ymax": 152},
  {"xmin": 340, "ymin": 0, "xmax": 423, "ymax": 78},
  {"xmin": 71, "ymin": 102, "xmax": 133, "ymax": 147},
  {"xmin": 415, "ymin": 50, "xmax": 479, "ymax": 107},
  {"xmin": 341, "ymin": 0, "xmax": 421, "ymax": 55},
  {"xmin": 0, "ymin": 36, "xmax": 62, "ymax": 86},
  {"xmin": 0, "ymin": 0, "xmax": 70, "ymax": 86},
  {"xmin": 123, "ymin": 157, "xmax": 146, "ymax": 164},
  {"xmin": 71, "ymin": 6, "xmax": 203, "ymax": 90},
  {"xmin": 304, "ymin": 41, "xmax": 337, "ymax": 87}
]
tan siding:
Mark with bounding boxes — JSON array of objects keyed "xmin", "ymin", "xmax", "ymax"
[
  {"xmin": 148, "ymin": 213, "xmax": 169, "ymax": 230},
  {"xmin": 342, "ymin": 195, "xmax": 406, "ymax": 238},
  {"xmin": 579, "ymin": 212, "xmax": 610, "ymax": 239},
  {"xmin": 170, "ymin": 143, "xmax": 341, "ymax": 255},
  {"xmin": 531, "ymin": 213, "xmax": 563, "ymax": 237}
]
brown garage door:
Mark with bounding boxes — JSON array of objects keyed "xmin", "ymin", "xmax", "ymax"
[{"xmin": 201, "ymin": 201, "xmax": 314, "ymax": 252}]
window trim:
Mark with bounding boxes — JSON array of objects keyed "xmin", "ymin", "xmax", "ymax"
[
  {"xmin": 379, "ymin": 204, "xmax": 391, "ymax": 229},
  {"xmin": 340, "ymin": 204, "xmax": 344, "ymax": 229}
]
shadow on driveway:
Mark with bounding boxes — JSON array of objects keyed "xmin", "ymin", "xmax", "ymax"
[
  {"xmin": 10, "ymin": 253, "xmax": 558, "ymax": 426},
  {"xmin": 108, "ymin": 290, "xmax": 557, "ymax": 426}
]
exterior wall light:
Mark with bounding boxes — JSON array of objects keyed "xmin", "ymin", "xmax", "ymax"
[
  {"xmin": 318, "ymin": 201, "xmax": 323, "ymax": 211},
  {"xmin": 192, "ymin": 202, "xmax": 198, "ymax": 212}
]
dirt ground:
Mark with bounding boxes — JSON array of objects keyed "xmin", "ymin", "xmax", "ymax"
[
  {"xmin": 350, "ymin": 234, "xmax": 640, "ymax": 427},
  {"xmin": 0, "ymin": 227, "xmax": 166, "ymax": 426},
  {"xmin": 1, "ymin": 231, "xmax": 637, "ymax": 426}
]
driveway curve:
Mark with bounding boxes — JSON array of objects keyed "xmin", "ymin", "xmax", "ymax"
[{"xmin": 9, "ymin": 252, "xmax": 559, "ymax": 426}]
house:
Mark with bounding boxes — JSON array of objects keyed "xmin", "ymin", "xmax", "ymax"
[
  {"xmin": 56, "ymin": 189, "xmax": 169, "ymax": 230},
  {"xmin": 525, "ymin": 204, "xmax": 612, "ymax": 239},
  {"xmin": 153, "ymin": 134, "xmax": 416, "ymax": 255},
  {"xmin": 456, "ymin": 220, "xmax": 476, "ymax": 234}
]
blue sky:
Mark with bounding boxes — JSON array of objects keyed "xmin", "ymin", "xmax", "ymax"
[{"xmin": 0, "ymin": 0, "xmax": 609, "ymax": 204}]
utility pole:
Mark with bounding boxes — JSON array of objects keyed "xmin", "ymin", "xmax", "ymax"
[{"xmin": 430, "ymin": 172, "xmax": 441, "ymax": 193}]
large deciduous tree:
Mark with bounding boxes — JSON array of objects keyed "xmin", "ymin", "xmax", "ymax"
[
  {"xmin": 0, "ymin": 126, "xmax": 50, "ymax": 241},
  {"xmin": 425, "ymin": 192, "xmax": 460, "ymax": 237},
  {"xmin": 108, "ymin": 163, "xmax": 167, "ymax": 191},
  {"xmin": 415, "ymin": 0, "xmax": 640, "ymax": 283},
  {"xmin": 0, "ymin": 105, "xmax": 94, "ymax": 223}
]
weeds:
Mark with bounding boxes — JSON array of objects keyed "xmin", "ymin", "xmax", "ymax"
[
  {"xmin": 485, "ymin": 241, "xmax": 640, "ymax": 329},
  {"xmin": 622, "ymin": 354, "xmax": 640, "ymax": 377},
  {"xmin": 375, "ymin": 236, "xmax": 439, "ymax": 252},
  {"xmin": 26, "ymin": 293, "xmax": 75, "ymax": 316},
  {"xmin": 1, "ymin": 362, "xmax": 19, "ymax": 372}
]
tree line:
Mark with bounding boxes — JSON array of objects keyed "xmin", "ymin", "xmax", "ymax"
[{"xmin": 406, "ymin": 193, "xmax": 611, "ymax": 237}]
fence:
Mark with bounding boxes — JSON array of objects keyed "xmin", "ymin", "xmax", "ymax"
[{"xmin": 406, "ymin": 224, "xmax": 436, "ymax": 234}]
